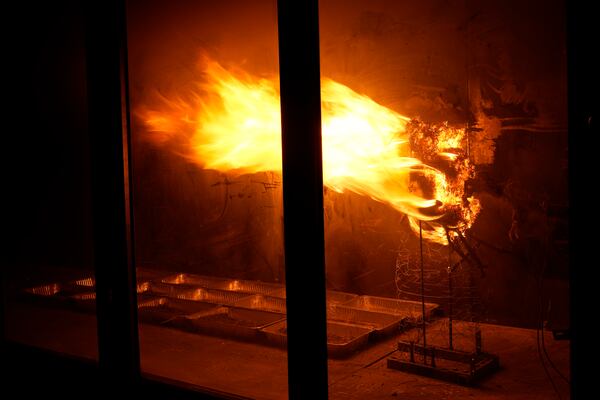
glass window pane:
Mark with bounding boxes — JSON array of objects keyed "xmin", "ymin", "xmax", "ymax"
[
  {"xmin": 4, "ymin": 0, "xmax": 98, "ymax": 361},
  {"xmin": 319, "ymin": 0, "xmax": 569, "ymax": 398},
  {"xmin": 127, "ymin": 1, "xmax": 288, "ymax": 398}
]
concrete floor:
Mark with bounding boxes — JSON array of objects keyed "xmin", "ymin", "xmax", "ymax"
[{"xmin": 6, "ymin": 302, "xmax": 570, "ymax": 399}]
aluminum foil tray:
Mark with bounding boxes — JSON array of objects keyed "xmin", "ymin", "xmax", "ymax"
[
  {"xmin": 67, "ymin": 274, "xmax": 156, "ymax": 290},
  {"xmin": 234, "ymin": 294, "xmax": 287, "ymax": 314},
  {"xmin": 24, "ymin": 283, "xmax": 70, "ymax": 297},
  {"xmin": 219, "ymin": 279, "xmax": 283, "ymax": 296},
  {"xmin": 327, "ymin": 304, "xmax": 403, "ymax": 337},
  {"xmin": 67, "ymin": 276, "xmax": 151, "ymax": 294},
  {"xmin": 262, "ymin": 320, "xmax": 372, "ymax": 358},
  {"xmin": 181, "ymin": 287, "xmax": 252, "ymax": 306},
  {"xmin": 265, "ymin": 288, "xmax": 286, "ymax": 298},
  {"xmin": 68, "ymin": 292, "xmax": 97, "ymax": 312},
  {"xmin": 266, "ymin": 288, "xmax": 357, "ymax": 306},
  {"xmin": 70, "ymin": 275, "xmax": 156, "ymax": 294},
  {"xmin": 136, "ymin": 281, "xmax": 176, "ymax": 295},
  {"xmin": 71, "ymin": 277, "xmax": 95, "ymax": 288},
  {"xmin": 343, "ymin": 295, "xmax": 439, "ymax": 321},
  {"xmin": 161, "ymin": 273, "xmax": 283, "ymax": 296},
  {"xmin": 137, "ymin": 281, "xmax": 183, "ymax": 297},
  {"xmin": 327, "ymin": 290, "xmax": 359, "ymax": 305},
  {"xmin": 23, "ymin": 282, "xmax": 96, "ymax": 311},
  {"xmin": 24, "ymin": 282, "xmax": 93, "ymax": 299},
  {"xmin": 161, "ymin": 273, "xmax": 232, "ymax": 288},
  {"xmin": 183, "ymin": 307, "xmax": 285, "ymax": 342},
  {"xmin": 137, "ymin": 295, "xmax": 221, "ymax": 325},
  {"xmin": 140, "ymin": 282, "xmax": 251, "ymax": 306}
]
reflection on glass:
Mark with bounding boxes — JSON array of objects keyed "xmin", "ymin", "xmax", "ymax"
[
  {"xmin": 127, "ymin": 0, "xmax": 288, "ymax": 398},
  {"xmin": 4, "ymin": 1, "xmax": 98, "ymax": 361}
]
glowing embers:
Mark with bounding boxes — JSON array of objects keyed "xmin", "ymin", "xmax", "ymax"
[{"xmin": 140, "ymin": 57, "xmax": 480, "ymax": 244}]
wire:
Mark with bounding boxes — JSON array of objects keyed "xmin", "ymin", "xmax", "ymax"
[
  {"xmin": 536, "ymin": 251, "xmax": 564, "ymax": 400},
  {"xmin": 538, "ymin": 235, "xmax": 571, "ymax": 387},
  {"xmin": 537, "ymin": 319, "xmax": 561, "ymax": 400},
  {"xmin": 540, "ymin": 300, "xmax": 571, "ymax": 384}
]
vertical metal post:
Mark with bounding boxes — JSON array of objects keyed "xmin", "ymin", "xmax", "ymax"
[
  {"xmin": 85, "ymin": 0, "xmax": 139, "ymax": 392},
  {"xmin": 419, "ymin": 221, "xmax": 427, "ymax": 363},
  {"xmin": 277, "ymin": 1, "xmax": 328, "ymax": 399},
  {"xmin": 448, "ymin": 245, "xmax": 453, "ymax": 350}
]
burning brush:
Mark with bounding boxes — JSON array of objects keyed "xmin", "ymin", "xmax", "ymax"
[{"xmin": 140, "ymin": 56, "xmax": 480, "ymax": 245}]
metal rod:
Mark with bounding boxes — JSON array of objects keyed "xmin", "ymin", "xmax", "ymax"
[
  {"xmin": 419, "ymin": 220, "xmax": 427, "ymax": 363},
  {"xmin": 448, "ymin": 244, "xmax": 453, "ymax": 350},
  {"xmin": 277, "ymin": 1, "xmax": 328, "ymax": 398}
]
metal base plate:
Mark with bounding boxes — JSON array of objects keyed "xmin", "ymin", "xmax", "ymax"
[{"xmin": 388, "ymin": 341, "xmax": 500, "ymax": 386}]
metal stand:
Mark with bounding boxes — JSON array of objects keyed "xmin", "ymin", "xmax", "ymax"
[
  {"xmin": 388, "ymin": 341, "xmax": 500, "ymax": 386},
  {"xmin": 388, "ymin": 225, "xmax": 500, "ymax": 386}
]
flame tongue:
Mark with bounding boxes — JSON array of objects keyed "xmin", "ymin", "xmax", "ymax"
[{"xmin": 143, "ymin": 58, "xmax": 480, "ymax": 244}]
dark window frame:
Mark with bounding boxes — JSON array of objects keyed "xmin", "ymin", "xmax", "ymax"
[{"xmin": 1, "ymin": 1, "xmax": 590, "ymax": 400}]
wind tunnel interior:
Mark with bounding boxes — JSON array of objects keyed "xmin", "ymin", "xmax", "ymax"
[{"xmin": 5, "ymin": 0, "xmax": 570, "ymax": 399}]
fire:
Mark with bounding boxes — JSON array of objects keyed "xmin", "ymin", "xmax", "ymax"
[{"xmin": 141, "ymin": 57, "xmax": 479, "ymax": 244}]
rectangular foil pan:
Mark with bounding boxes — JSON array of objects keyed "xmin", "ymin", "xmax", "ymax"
[
  {"xmin": 67, "ymin": 274, "xmax": 158, "ymax": 291},
  {"xmin": 25, "ymin": 273, "xmax": 156, "ymax": 308},
  {"xmin": 327, "ymin": 304, "xmax": 404, "ymax": 337},
  {"xmin": 68, "ymin": 292, "xmax": 97, "ymax": 312},
  {"xmin": 234, "ymin": 294, "xmax": 287, "ymax": 314},
  {"xmin": 161, "ymin": 273, "xmax": 283, "ymax": 296},
  {"xmin": 262, "ymin": 320, "xmax": 372, "ymax": 358},
  {"xmin": 139, "ymin": 282, "xmax": 251, "ymax": 306},
  {"xmin": 137, "ymin": 295, "xmax": 222, "ymax": 325},
  {"xmin": 70, "ymin": 277, "xmax": 95, "ymax": 288},
  {"xmin": 267, "ymin": 288, "xmax": 357, "ymax": 306},
  {"xmin": 182, "ymin": 307, "xmax": 285, "ymax": 342},
  {"xmin": 67, "ymin": 276, "xmax": 151, "ymax": 295},
  {"xmin": 343, "ymin": 296, "xmax": 439, "ymax": 321},
  {"xmin": 22, "ymin": 282, "xmax": 97, "ymax": 312}
]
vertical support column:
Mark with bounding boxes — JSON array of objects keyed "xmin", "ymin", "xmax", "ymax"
[
  {"xmin": 448, "ymin": 245, "xmax": 453, "ymax": 350},
  {"xmin": 0, "ymin": 268, "xmax": 4, "ymax": 348},
  {"xmin": 566, "ymin": 3, "xmax": 594, "ymax": 399},
  {"xmin": 84, "ymin": 0, "xmax": 139, "ymax": 391},
  {"xmin": 277, "ymin": 1, "xmax": 328, "ymax": 399},
  {"xmin": 419, "ymin": 221, "xmax": 427, "ymax": 363}
]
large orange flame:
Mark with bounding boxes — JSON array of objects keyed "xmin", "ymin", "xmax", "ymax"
[{"xmin": 142, "ymin": 58, "xmax": 479, "ymax": 244}]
